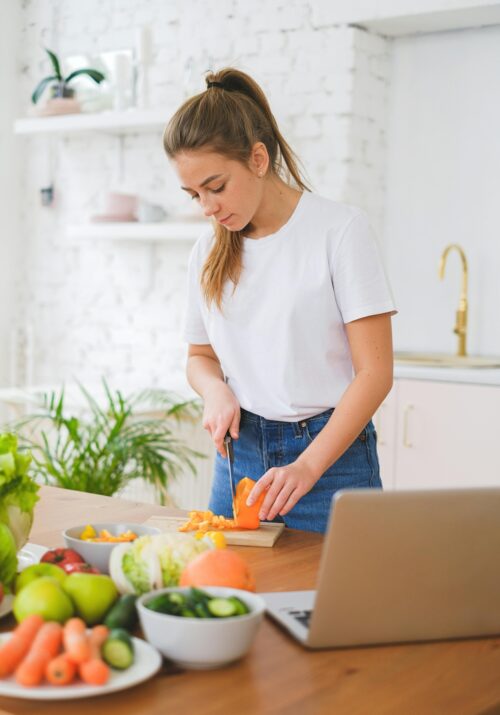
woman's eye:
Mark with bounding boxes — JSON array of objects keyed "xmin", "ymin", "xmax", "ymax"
[{"xmin": 212, "ymin": 185, "xmax": 225, "ymax": 194}]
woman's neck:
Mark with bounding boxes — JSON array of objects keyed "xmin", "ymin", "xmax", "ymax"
[{"xmin": 244, "ymin": 176, "xmax": 303, "ymax": 239}]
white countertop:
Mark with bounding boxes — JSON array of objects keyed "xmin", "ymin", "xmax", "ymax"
[{"xmin": 394, "ymin": 364, "xmax": 500, "ymax": 386}]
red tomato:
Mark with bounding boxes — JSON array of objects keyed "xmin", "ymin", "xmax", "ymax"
[
  {"xmin": 62, "ymin": 562, "xmax": 100, "ymax": 575},
  {"xmin": 40, "ymin": 547, "xmax": 86, "ymax": 570}
]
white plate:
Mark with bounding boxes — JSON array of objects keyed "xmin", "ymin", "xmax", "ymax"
[
  {"xmin": 0, "ymin": 542, "xmax": 49, "ymax": 619},
  {"xmin": 0, "ymin": 634, "xmax": 162, "ymax": 700}
]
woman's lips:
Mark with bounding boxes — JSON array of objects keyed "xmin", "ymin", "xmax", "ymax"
[{"xmin": 219, "ymin": 214, "xmax": 233, "ymax": 225}]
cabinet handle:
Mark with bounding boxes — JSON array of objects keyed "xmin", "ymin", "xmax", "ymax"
[
  {"xmin": 375, "ymin": 404, "xmax": 386, "ymax": 446},
  {"xmin": 403, "ymin": 404, "xmax": 414, "ymax": 448}
]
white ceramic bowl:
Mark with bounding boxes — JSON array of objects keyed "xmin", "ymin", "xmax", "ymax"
[
  {"xmin": 63, "ymin": 523, "xmax": 161, "ymax": 574},
  {"xmin": 137, "ymin": 586, "xmax": 265, "ymax": 669}
]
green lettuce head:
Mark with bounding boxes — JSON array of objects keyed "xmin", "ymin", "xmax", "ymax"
[{"xmin": 0, "ymin": 433, "xmax": 40, "ymax": 551}]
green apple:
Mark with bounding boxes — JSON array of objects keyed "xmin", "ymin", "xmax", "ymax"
[
  {"xmin": 15, "ymin": 563, "xmax": 67, "ymax": 594},
  {"xmin": 63, "ymin": 573, "xmax": 118, "ymax": 625},
  {"xmin": 13, "ymin": 576, "xmax": 74, "ymax": 623}
]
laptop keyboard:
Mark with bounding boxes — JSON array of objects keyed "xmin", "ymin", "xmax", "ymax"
[{"xmin": 287, "ymin": 609, "xmax": 312, "ymax": 628}]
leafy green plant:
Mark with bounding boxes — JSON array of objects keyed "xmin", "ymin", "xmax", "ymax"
[
  {"xmin": 31, "ymin": 47, "xmax": 105, "ymax": 104},
  {"xmin": 12, "ymin": 381, "xmax": 204, "ymax": 505}
]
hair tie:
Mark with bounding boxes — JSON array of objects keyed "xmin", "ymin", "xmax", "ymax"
[{"xmin": 207, "ymin": 81, "xmax": 224, "ymax": 89}]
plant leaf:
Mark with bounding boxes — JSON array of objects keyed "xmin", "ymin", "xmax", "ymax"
[
  {"xmin": 64, "ymin": 68, "xmax": 105, "ymax": 84},
  {"xmin": 44, "ymin": 48, "xmax": 62, "ymax": 80},
  {"xmin": 31, "ymin": 75, "xmax": 59, "ymax": 104}
]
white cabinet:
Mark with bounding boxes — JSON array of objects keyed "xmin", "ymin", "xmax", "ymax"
[
  {"xmin": 374, "ymin": 379, "xmax": 500, "ymax": 490},
  {"xmin": 373, "ymin": 382, "xmax": 398, "ymax": 489}
]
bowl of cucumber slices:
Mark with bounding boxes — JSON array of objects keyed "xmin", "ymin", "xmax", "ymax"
[{"xmin": 136, "ymin": 586, "xmax": 265, "ymax": 669}]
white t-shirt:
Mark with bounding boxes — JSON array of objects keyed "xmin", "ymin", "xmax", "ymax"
[{"xmin": 183, "ymin": 191, "xmax": 397, "ymax": 421}]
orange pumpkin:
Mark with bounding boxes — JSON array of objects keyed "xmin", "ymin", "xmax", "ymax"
[{"xmin": 179, "ymin": 549, "xmax": 256, "ymax": 592}]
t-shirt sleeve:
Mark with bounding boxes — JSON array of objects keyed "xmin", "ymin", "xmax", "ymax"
[
  {"xmin": 329, "ymin": 211, "xmax": 397, "ymax": 324},
  {"xmin": 182, "ymin": 243, "xmax": 210, "ymax": 345}
]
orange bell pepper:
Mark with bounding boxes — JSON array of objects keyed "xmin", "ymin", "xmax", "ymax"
[
  {"xmin": 233, "ymin": 477, "xmax": 265, "ymax": 529},
  {"xmin": 177, "ymin": 477, "xmax": 266, "ymax": 533}
]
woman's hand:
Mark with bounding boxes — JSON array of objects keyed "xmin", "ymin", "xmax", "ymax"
[
  {"xmin": 202, "ymin": 382, "xmax": 241, "ymax": 457},
  {"xmin": 246, "ymin": 461, "xmax": 320, "ymax": 521}
]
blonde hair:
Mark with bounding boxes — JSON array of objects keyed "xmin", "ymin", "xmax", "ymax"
[{"xmin": 163, "ymin": 68, "xmax": 309, "ymax": 309}]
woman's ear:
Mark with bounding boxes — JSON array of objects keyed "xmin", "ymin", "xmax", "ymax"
[{"xmin": 249, "ymin": 141, "xmax": 270, "ymax": 177}]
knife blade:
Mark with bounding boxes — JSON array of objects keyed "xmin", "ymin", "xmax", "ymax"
[{"xmin": 224, "ymin": 432, "xmax": 236, "ymax": 507}]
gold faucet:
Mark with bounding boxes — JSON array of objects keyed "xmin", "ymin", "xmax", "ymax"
[{"xmin": 438, "ymin": 244, "xmax": 468, "ymax": 357}]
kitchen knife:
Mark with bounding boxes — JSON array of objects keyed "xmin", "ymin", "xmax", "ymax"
[{"xmin": 224, "ymin": 432, "xmax": 236, "ymax": 507}]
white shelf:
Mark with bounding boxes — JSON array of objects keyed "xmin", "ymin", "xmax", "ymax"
[
  {"xmin": 67, "ymin": 221, "xmax": 208, "ymax": 242},
  {"xmin": 14, "ymin": 108, "xmax": 169, "ymax": 136}
]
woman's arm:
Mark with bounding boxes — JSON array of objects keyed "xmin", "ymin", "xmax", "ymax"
[
  {"xmin": 247, "ymin": 312, "xmax": 394, "ymax": 520},
  {"xmin": 187, "ymin": 344, "xmax": 240, "ymax": 457}
]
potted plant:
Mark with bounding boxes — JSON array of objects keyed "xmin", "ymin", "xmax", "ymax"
[
  {"xmin": 31, "ymin": 48, "xmax": 105, "ymax": 104},
  {"xmin": 11, "ymin": 381, "xmax": 204, "ymax": 506}
]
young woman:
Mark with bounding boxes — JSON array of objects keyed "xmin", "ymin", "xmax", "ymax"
[{"xmin": 163, "ymin": 68, "xmax": 396, "ymax": 534}]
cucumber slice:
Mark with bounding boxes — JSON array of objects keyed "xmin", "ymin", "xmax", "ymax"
[
  {"xmin": 228, "ymin": 596, "xmax": 250, "ymax": 615},
  {"xmin": 207, "ymin": 597, "xmax": 238, "ymax": 618},
  {"xmin": 102, "ymin": 628, "xmax": 135, "ymax": 670}
]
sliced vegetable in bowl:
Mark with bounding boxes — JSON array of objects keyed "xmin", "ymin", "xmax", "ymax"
[
  {"xmin": 80, "ymin": 526, "xmax": 138, "ymax": 543},
  {"xmin": 136, "ymin": 586, "xmax": 265, "ymax": 669},
  {"xmin": 63, "ymin": 524, "xmax": 161, "ymax": 574},
  {"xmin": 144, "ymin": 587, "xmax": 251, "ymax": 619}
]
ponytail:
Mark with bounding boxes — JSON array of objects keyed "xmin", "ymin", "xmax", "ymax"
[{"xmin": 164, "ymin": 68, "xmax": 309, "ymax": 310}]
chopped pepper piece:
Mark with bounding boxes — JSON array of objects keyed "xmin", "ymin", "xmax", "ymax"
[{"xmin": 178, "ymin": 477, "xmax": 266, "ymax": 533}]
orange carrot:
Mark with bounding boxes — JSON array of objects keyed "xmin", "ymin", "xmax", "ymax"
[
  {"xmin": 15, "ymin": 621, "xmax": 63, "ymax": 687},
  {"xmin": 62, "ymin": 618, "xmax": 91, "ymax": 664},
  {"xmin": 0, "ymin": 614, "xmax": 44, "ymax": 678},
  {"xmin": 45, "ymin": 653, "xmax": 77, "ymax": 686},
  {"xmin": 78, "ymin": 625, "xmax": 110, "ymax": 686}
]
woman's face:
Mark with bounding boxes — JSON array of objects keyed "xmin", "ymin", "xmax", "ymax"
[{"xmin": 172, "ymin": 147, "xmax": 266, "ymax": 231}]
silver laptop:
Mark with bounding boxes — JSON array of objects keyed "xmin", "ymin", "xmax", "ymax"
[{"xmin": 260, "ymin": 487, "xmax": 500, "ymax": 648}]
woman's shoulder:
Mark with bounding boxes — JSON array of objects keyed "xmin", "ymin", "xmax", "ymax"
[{"xmin": 302, "ymin": 192, "xmax": 367, "ymax": 231}]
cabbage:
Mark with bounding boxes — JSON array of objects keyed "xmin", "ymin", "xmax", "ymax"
[
  {"xmin": 112, "ymin": 533, "xmax": 209, "ymax": 595},
  {"xmin": 0, "ymin": 522, "xmax": 17, "ymax": 589},
  {"xmin": 0, "ymin": 433, "xmax": 40, "ymax": 551},
  {"xmin": 120, "ymin": 535, "xmax": 155, "ymax": 594},
  {"xmin": 150, "ymin": 533, "xmax": 209, "ymax": 587}
]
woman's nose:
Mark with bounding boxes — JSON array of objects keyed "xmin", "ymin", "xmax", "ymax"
[{"xmin": 200, "ymin": 195, "xmax": 219, "ymax": 218}]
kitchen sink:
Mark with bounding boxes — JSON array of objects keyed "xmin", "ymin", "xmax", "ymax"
[{"xmin": 394, "ymin": 352, "xmax": 500, "ymax": 368}]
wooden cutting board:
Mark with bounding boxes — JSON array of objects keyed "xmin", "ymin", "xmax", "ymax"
[{"xmin": 144, "ymin": 515, "xmax": 285, "ymax": 547}]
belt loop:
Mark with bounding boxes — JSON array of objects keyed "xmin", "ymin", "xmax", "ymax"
[{"xmin": 293, "ymin": 419, "xmax": 308, "ymax": 438}]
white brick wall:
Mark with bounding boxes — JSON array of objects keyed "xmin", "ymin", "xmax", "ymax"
[{"xmin": 13, "ymin": 0, "xmax": 391, "ymax": 390}]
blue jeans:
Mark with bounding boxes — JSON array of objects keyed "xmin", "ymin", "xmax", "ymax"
[{"xmin": 208, "ymin": 407, "xmax": 382, "ymax": 535}]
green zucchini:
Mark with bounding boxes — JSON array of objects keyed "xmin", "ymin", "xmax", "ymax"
[
  {"xmin": 104, "ymin": 594, "xmax": 138, "ymax": 631},
  {"xmin": 102, "ymin": 628, "xmax": 135, "ymax": 670}
]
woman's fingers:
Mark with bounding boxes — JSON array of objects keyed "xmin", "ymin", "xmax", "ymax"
[
  {"xmin": 266, "ymin": 484, "xmax": 297, "ymax": 521},
  {"xmin": 248, "ymin": 469, "xmax": 288, "ymax": 520},
  {"xmin": 213, "ymin": 422, "xmax": 229, "ymax": 457},
  {"xmin": 278, "ymin": 488, "xmax": 301, "ymax": 517},
  {"xmin": 229, "ymin": 411, "xmax": 240, "ymax": 440},
  {"xmin": 246, "ymin": 470, "xmax": 274, "ymax": 506}
]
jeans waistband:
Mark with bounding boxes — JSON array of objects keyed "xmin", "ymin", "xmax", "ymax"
[{"xmin": 240, "ymin": 406, "xmax": 335, "ymax": 429}]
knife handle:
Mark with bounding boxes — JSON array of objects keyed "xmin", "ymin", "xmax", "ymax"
[{"xmin": 224, "ymin": 432, "xmax": 234, "ymax": 462}]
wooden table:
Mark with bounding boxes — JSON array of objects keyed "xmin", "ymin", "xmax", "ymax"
[{"xmin": 2, "ymin": 486, "xmax": 500, "ymax": 715}]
